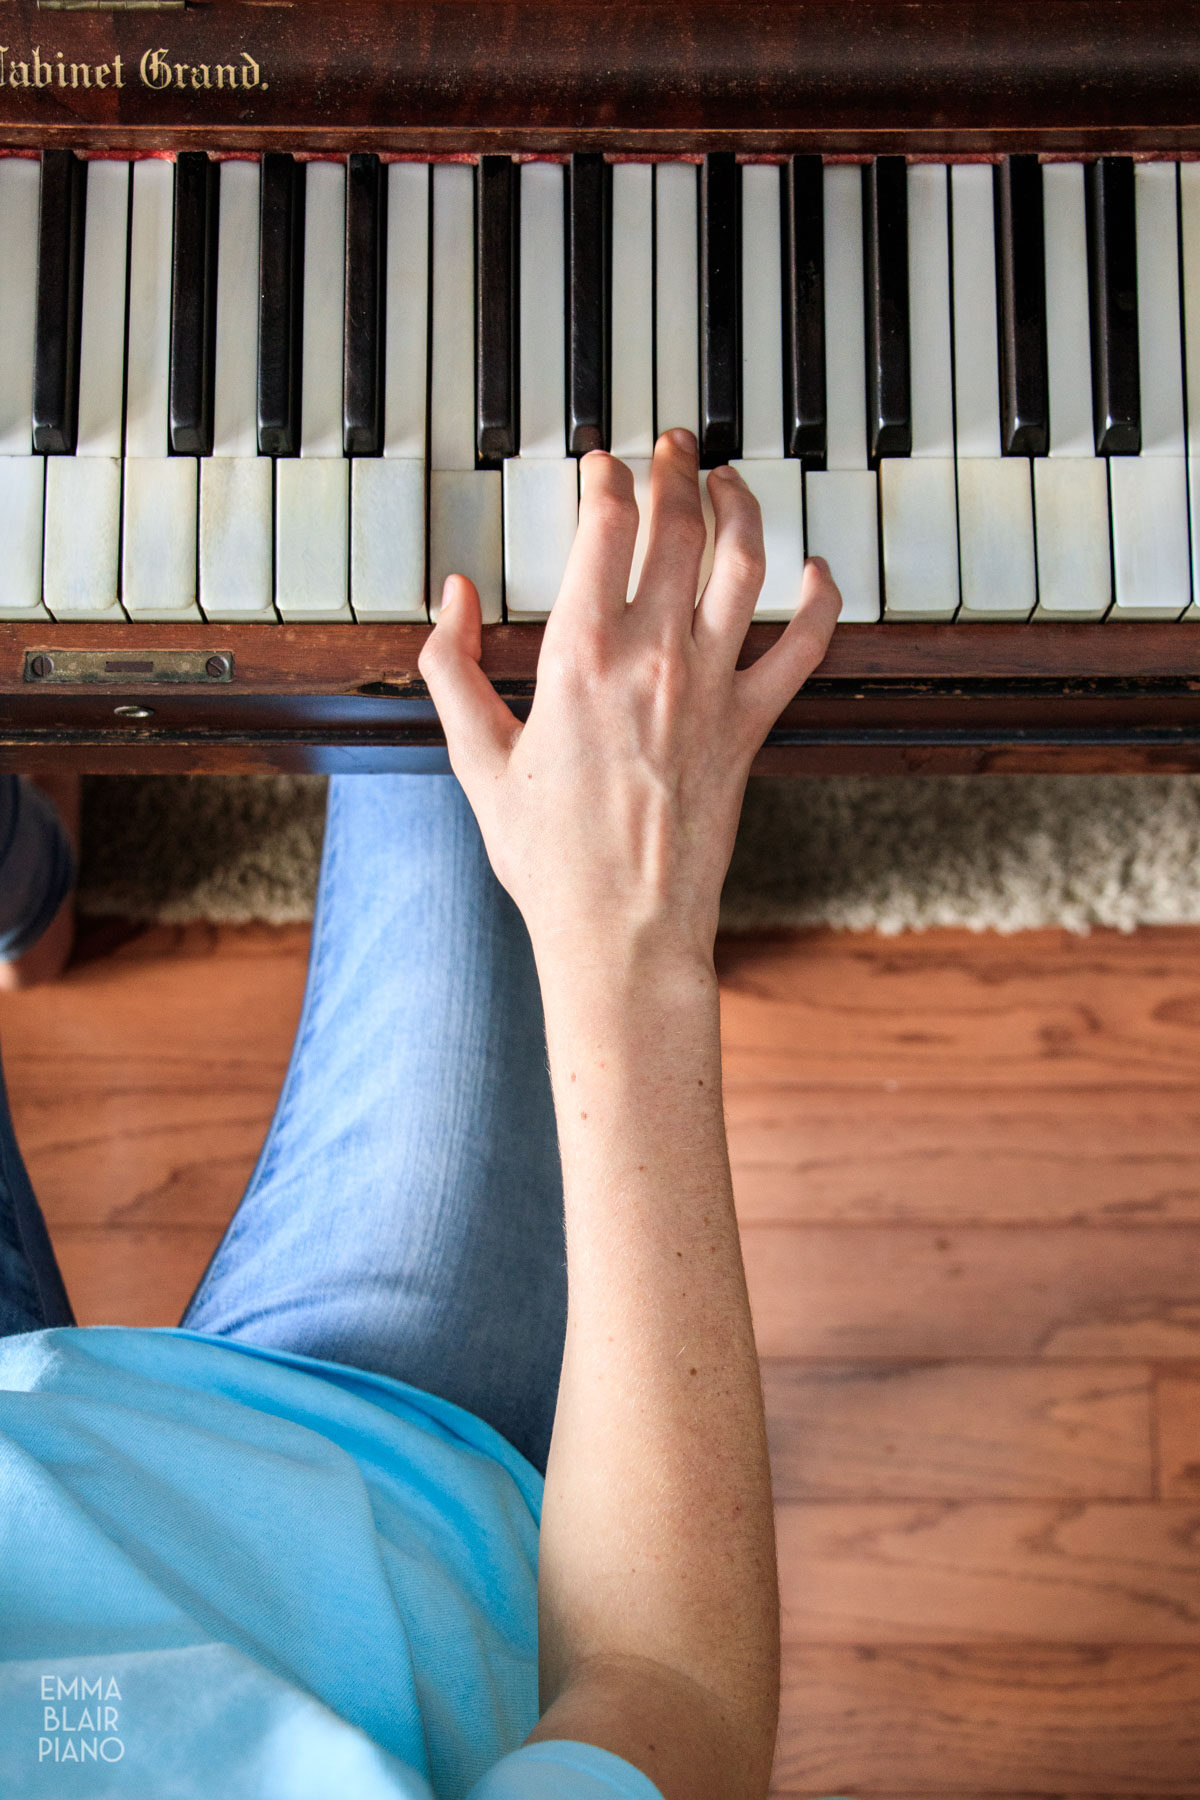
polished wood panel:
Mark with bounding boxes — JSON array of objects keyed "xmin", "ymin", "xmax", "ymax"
[
  {"xmin": 3, "ymin": 621, "xmax": 1200, "ymax": 774},
  {"xmin": 776, "ymin": 1644, "xmax": 1200, "ymax": 1795},
  {"xmin": 727, "ymin": 1085, "xmax": 1200, "ymax": 1224},
  {"xmin": 1156, "ymin": 1365, "xmax": 1200, "ymax": 1499},
  {"xmin": 776, "ymin": 1501, "xmax": 1200, "ymax": 1641},
  {"xmin": 763, "ymin": 1361, "xmax": 1153, "ymax": 1500},
  {"xmin": 0, "ymin": 0, "xmax": 1197, "ymax": 155},
  {"xmin": 716, "ymin": 926, "xmax": 1200, "ymax": 1090},
  {"xmin": 744, "ymin": 1225, "xmax": 1200, "ymax": 1359}
]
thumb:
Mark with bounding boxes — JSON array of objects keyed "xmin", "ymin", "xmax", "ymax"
[
  {"xmin": 734, "ymin": 555, "xmax": 842, "ymax": 748},
  {"xmin": 418, "ymin": 576, "xmax": 520, "ymax": 785}
]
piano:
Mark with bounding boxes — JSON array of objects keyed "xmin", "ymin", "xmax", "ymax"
[{"xmin": 0, "ymin": 0, "xmax": 1199, "ymax": 775}]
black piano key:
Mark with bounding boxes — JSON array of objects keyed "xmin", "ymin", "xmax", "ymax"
[
  {"xmin": 258, "ymin": 151, "xmax": 305, "ymax": 458},
  {"xmin": 343, "ymin": 152, "xmax": 385, "ymax": 457},
  {"xmin": 169, "ymin": 151, "xmax": 219, "ymax": 457},
  {"xmin": 863, "ymin": 156, "xmax": 911, "ymax": 461},
  {"xmin": 1085, "ymin": 155, "xmax": 1140, "ymax": 456},
  {"xmin": 32, "ymin": 148, "xmax": 86, "ymax": 455},
  {"xmin": 700, "ymin": 151, "xmax": 741, "ymax": 466},
  {"xmin": 567, "ymin": 151, "xmax": 610, "ymax": 456},
  {"xmin": 994, "ymin": 155, "xmax": 1049, "ymax": 457},
  {"xmin": 476, "ymin": 154, "xmax": 518, "ymax": 466},
  {"xmin": 782, "ymin": 153, "xmax": 826, "ymax": 467}
]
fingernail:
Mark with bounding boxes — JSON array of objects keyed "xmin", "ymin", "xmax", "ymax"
[
  {"xmin": 807, "ymin": 555, "xmax": 830, "ymax": 576},
  {"xmin": 440, "ymin": 577, "xmax": 455, "ymax": 606},
  {"xmin": 711, "ymin": 463, "xmax": 743, "ymax": 483},
  {"xmin": 666, "ymin": 427, "xmax": 696, "ymax": 455}
]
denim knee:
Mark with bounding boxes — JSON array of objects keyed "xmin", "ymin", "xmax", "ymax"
[{"xmin": 0, "ymin": 776, "xmax": 77, "ymax": 960}]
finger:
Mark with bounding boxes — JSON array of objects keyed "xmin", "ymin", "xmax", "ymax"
[
  {"xmin": 691, "ymin": 462, "xmax": 766, "ymax": 649},
  {"xmin": 731, "ymin": 555, "xmax": 842, "ymax": 743},
  {"xmin": 548, "ymin": 451, "xmax": 638, "ymax": 633},
  {"xmin": 418, "ymin": 575, "xmax": 520, "ymax": 785},
  {"xmin": 629, "ymin": 429, "xmax": 706, "ymax": 625}
]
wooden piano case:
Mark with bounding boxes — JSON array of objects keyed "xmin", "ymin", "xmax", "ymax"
[{"xmin": 1, "ymin": 0, "xmax": 1199, "ymax": 776}]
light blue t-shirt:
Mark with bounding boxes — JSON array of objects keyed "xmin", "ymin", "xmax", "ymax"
[{"xmin": 0, "ymin": 1326, "xmax": 664, "ymax": 1800}]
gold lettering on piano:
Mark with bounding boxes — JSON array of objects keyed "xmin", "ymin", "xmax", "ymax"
[
  {"xmin": 140, "ymin": 46, "xmax": 262, "ymax": 90},
  {"xmin": 0, "ymin": 44, "xmax": 265, "ymax": 93}
]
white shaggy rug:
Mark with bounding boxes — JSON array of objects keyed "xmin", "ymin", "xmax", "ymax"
[{"xmin": 74, "ymin": 773, "xmax": 1200, "ymax": 936}]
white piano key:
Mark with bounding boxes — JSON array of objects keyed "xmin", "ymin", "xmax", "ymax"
[
  {"xmin": 624, "ymin": 456, "xmax": 653, "ymax": 601},
  {"xmin": 76, "ymin": 161, "xmax": 130, "ymax": 459},
  {"xmin": 1106, "ymin": 164, "xmax": 1190, "ymax": 618},
  {"xmin": 950, "ymin": 164, "xmax": 1001, "ymax": 459},
  {"xmin": 880, "ymin": 459, "xmax": 958, "ymax": 619},
  {"xmin": 122, "ymin": 458, "xmax": 200, "ymax": 620},
  {"xmin": 203, "ymin": 164, "xmax": 273, "ymax": 622},
  {"xmin": 300, "ymin": 161, "xmax": 345, "ymax": 459},
  {"xmin": 1043, "ymin": 162, "xmax": 1094, "ymax": 458},
  {"xmin": 741, "ymin": 164, "xmax": 784, "ymax": 459},
  {"xmin": 1032, "ymin": 458, "xmax": 1111, "ymax": 619},
  {"xmin": 951, "ymin": 163, "xmax": 1035, "ymax": 620},
  {"xmin": 1110, "ymin": 455, "xmax": 1191, "ymax": 617},
  {"xmin": 654, "ymin": 162, "xmax": 699, "ymax": 440},
  {"xmin": 384, "ymin": 163, "xmax": 429, "ymax": 459},
  {"xmin": 43, "ymin": 458, "xmax": 121, "ymax": 619},
  {"xmin": 882, "ymin": 165, "xmax": 957, "ymax": 620},
  {"xmin": 823, "ymin": 164, "xmax": 868, "ymax": 472},
  {"xmin": 504, "ymin": 457, "xmax": 578, "ymax": 618},
  {"xmin": 124, "ymin": 159, "xmax": 174, "ymax": 461},
  {"xmin": 1136, "ymin": 162, "xmax": 1186, "ymax": 458},
  {"xmin": 804, "ymin": 469, "xmax": 880, "ymax": 622},
  {"xmin": 610, "ymin": 165, "xmax": 654, "ymax": 458},
  {"xmin": 956, "ymin": 459, "xmax": 1036, "ymax": 620},
  {"xmin": 730, "ymin": 458, "xmax": 804, "ymax": 618},
  {"xmin": 275, "ymin": 459, "xmax": 351, "ymax": 620},
  {"xmin": 429, "ymin": 172, "xmax": 501, "ymax": 623},
  {"xmin": 1181, "ymin": 162, "xmax": 1200, "ymax": 619},
  {"xmin": 430, "ymin": 164, "xmax": 476, "ymax": 472},
  {"xmin": 0, "ymin": 458, "xmax": 47, "ymax": 618},
  {"xmin": 907, "ymin": 163, "xmax": 954, "ymax": 459},
  {"xmin": 519, "ymin": 163, "xmax": 566, "ymax": 457},
  {"xmin": 64, "ymin": 160, "xmax": 130, "ymax": 622},
  {"xmin": 430, "ymin": 469, "xmax": 502, "ymax": 622},
  {"xmin": 351, "ymin": 458, "xmax": 426, "ymax": 620},
  {"xmin": 505, "ymin": 164, "xmax": 574, "ymax": 619},
  {"xmin": 1035, "ymin": 161, "xmax": 1110, "ymax": 620},
  {"xmin": 0, "ymin": 159, "xmax": 39, "ymax": 455},
  {"xmin": 123, "ymin": 160, "xmax": 199, "ymax": 622},
  {"xmin": 199, "ymin": 457, "xmax": 275, "ymax": 621},
  {"xmin": 211, "ymin": 160, "xmax": 261, "ymax": 460}
]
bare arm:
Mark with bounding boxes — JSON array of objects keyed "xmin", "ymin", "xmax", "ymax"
[
  {"xmin": 523, "ymin": 947, "xmax": 780, "ymax": 1800},
  {"xmin": 419, "ymin": 429, "xmax": 841, "ymax": 1800}
]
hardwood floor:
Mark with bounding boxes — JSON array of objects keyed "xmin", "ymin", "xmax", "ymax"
[{"xmin": 2, "ymin": 917, "xmax": 1198, "ymax": 1797}]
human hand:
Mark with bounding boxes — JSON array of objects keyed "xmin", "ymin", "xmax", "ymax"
[{"xmin": 418, "ymin": 428, "xmax": 842, "ymax": 975}]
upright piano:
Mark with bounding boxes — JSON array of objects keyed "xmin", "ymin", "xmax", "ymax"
[{"xmin": 0, "ymin": 0, "xmax": 1199, "ymax": 775}]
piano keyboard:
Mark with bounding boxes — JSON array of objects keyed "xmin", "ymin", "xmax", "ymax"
[{"xmin": 2, "ymin": 150, "xmax": 1200, "ymax": 630}]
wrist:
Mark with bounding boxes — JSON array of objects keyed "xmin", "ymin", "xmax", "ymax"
[{"xmin": 529, "ymin": 923, "xmax": 717, "ymax": 1001}]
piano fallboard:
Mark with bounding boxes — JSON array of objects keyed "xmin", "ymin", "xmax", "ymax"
[
  {"xmin": 0, "ymin": 0, "xmax": 1195, "ymax": 159},
  {"xmin": 2, "ymin": 620, "xmax": 1200, "ymax": 777}
]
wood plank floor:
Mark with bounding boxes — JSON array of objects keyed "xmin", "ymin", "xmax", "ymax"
[{"xmin": 2, "ymin": 918, "xmax": 1198, "ymax": 1798}]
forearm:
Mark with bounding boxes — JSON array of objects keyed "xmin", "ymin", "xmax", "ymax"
[{"xmin": 532, "ymin": 945, "xmax": 780, "ymax": 1790}]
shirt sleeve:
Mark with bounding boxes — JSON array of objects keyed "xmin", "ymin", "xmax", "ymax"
[{"xmin": 463, "ymin": 1739, "xmax": 666, "ymax": 1800}]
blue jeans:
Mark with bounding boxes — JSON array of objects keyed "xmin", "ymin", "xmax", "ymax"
[{"xmin": 0, "ymin": 775, "xmax": 568, "ymax": 1477}]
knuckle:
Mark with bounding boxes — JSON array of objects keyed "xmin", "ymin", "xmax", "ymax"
[
  {"xmin": 679, "ymin": 512, "xmax": 709, "ymax": 557},
  {"xmin": 588, "ymin": 489, "xmax": 639, "ymax": 536},
  {"xmin": 723, "ymin": 535, "xmax": 767, "ymax": 589},
  {"xmin": 656, "ymin": 501, "xmax": 706, "ymax": 557}
]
